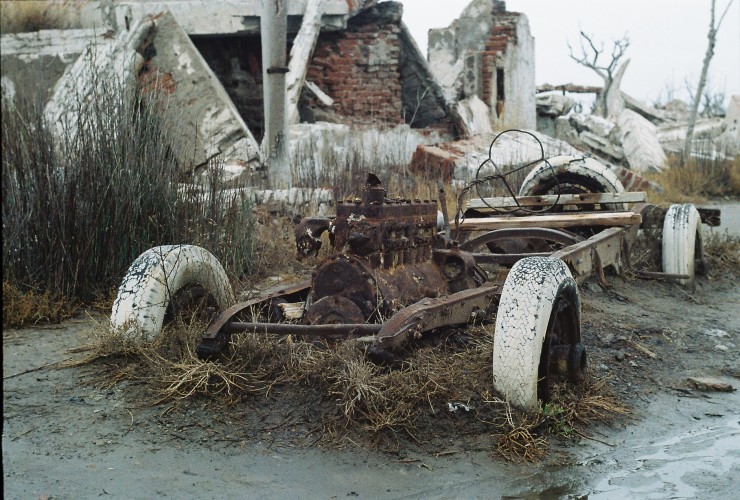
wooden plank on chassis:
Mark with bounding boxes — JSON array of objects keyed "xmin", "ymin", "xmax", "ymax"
[
  {"xmin": 466, "ymin": 192, "xmax": 647, "ymax": 211},
  {"xmin": 458, "ymin": 212, "xmax": 642, "ymax": 231}
]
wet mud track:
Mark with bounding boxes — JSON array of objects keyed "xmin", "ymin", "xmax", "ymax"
[{"xmin": 3, "ymin": 263, "xmax": 739, "ymax": 498}]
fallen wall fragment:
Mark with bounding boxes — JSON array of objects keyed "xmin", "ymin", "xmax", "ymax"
[
  {"xmin": 139, "ymin": 11, "xmax": 260, "ymax": 172},
  {"xmin": 618, "ymin": 109, "xmax": 667, "ymax": 173},
  {"xmin": 44, "ymin": 19, "xmax": 153, "ymax": 145}
]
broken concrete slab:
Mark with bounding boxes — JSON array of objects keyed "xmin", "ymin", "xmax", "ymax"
[
  {"xmin": 570, "ymin": 113, "xmax": 616, "ymax": 138},
  {"xmin": 181, "ymin": 184, "xmax": 334, "ymax": 216},
  {"xmin": 656, "ymin": 117, "xmax": 726, "ymax": 156},
  {"xmin": 304, "ymin": 81, "xmax": 334, "ymax": 107},
  {"xmin": 622, "ymin": 91, "xmax": 671, "ymax": 124},
  {"xmin": 287, "ymin": 0, "xmax": 324, "ymax": 125},
  {"xmin": 536, "ymin": 93, "xmax": 574, "ymax": 117},
  {"xmin": 44, "ymin": 19, "xmax": 152, "ymax": 145},
  {"xmin": 451, "ymin": 96, "xmax": 493, "ymax": 138},
  {"xmin": 720, "ymin": 95, "xmax": 740, "ymax": 155},
  {"xmin": 139, "ymin": 11, "xmax": 260, "ymax": 171},
  {"xmin": 0, "ymin": 28, "xmax": 106, "ymax": 108},
  {"xmin": 554, "ymin": 116, "xmax": 580, "ymax": 143},
  {"xmin": 251, "ymin": 187, "xmax": 334, "ymax": 216},
  {"xmin": 290, "ymin": 122, "xmax": 450, "ymax": 186},
  {"xmin": 88, "ymin": 0, "xmax": 376, "ymax": 35},
  {"xmin": 410, "ymin": 130, "xmax": 581, "ymax": 184},
  {"xmin": 579, "ymin": 131, "xmax": 624, "ymax": 162},
  {"xmin": 618, "ymin": 109, "xmax": 667, "ymax": 173}
]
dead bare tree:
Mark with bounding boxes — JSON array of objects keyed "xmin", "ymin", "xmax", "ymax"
[
  {"xmin": 568, "ymin": 31, "xmax": 630, "ymax": 119},
  {"xmin": 683, "ymin": 0, "xmax": 734, "ymax": 159}
]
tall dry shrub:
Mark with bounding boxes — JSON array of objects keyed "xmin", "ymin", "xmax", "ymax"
[
  {"xmin": 2, "ymin": 76, "xmax": 254, "ymax": 303},
  {"xmin": 646, "ymin": 154, "xmax": 740, "ymax": 203}
]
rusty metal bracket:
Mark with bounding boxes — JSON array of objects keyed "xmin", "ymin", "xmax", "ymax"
[
  {"xmin": 197, "ymin": 281, "xmax": 311, "ymax": 359},
  {"xmin": 374, "ymin": 282, "xmax": 500, "ymax": 351}
]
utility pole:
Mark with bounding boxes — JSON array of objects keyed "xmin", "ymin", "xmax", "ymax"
[{"xmin": 261, "ymin": 0, "xmax": 290, "ymax": 189}]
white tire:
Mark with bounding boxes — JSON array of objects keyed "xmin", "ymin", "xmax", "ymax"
[
  {"xmin": 662, "ymin": 203, "xmax": 703, "ymax": 289},
  {"xmin": 519, "ymin": 155, "xmax": 625, "ymax": 210},
  {"xmin": 110, "ymin": 245, "xmax": 234, "ymax": 341},
  {"xmin": 492, "ymin": 257, "xmax": 582, "ymax": 412}
]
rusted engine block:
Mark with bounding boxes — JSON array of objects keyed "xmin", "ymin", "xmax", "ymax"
[{"xmin": 294, "ymin": 175, "xmax": 484, "ymax": 325}]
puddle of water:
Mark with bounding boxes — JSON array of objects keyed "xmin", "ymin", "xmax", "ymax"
[{"xmin": 590, "ymin": 417, "xmax": 740, "ymax": 499}]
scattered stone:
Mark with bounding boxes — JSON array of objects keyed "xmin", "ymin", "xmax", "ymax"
[
  {"xmin": 715, "ymin": 345, "xmax": 729, "ymax": 352},
  {"xmin": 686, "ymin": 377, "xmax": 735, "ymax": 392},
  {"xmin": 704, "ymin": 328, "xmax": 731, "ymax": 338},
  {"xmin": 614, "ymin": 351, "xmax": 626, "ymax": 362},
  {"xmin": 536, "ymin": 93, "xmax": 574, "ymax": 117},
  {"xmin": 570, "ymin": 113, "xmax": 616, "ymax": 138}
]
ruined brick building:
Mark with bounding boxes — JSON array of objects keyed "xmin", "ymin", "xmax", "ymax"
[
  {"xmin": 428, "ymin": 0, "xmax": 536, "ymax": 131},
  {"xmin": 1, "ymin": 0, "xmax": 537, "ymax": 178}
]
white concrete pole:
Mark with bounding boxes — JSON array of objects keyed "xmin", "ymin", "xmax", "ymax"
[{"xmin": 261, "ymin": 0, "xmax": 290, "ymax": 189}]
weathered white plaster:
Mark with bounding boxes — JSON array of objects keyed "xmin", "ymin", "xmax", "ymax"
[{"xmin": 618, "ymin": 109, "xmax": 667, "ymax": 172}]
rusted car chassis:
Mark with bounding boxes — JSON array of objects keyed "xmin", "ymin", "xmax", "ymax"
[{"xmin": 194, "ymin": 172, "xmax": 718, "ymax": 382}]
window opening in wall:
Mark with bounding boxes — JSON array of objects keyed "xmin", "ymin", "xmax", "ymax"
[{"xmin": 496, "ymin": 67, "xmax": 505, "ymax": 116}]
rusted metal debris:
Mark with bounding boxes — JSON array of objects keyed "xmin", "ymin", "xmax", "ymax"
[{"xmin": 198, "ymin": 173, "xmax": 492, "ymax": 358}]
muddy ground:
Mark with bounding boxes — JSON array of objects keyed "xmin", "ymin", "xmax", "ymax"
[{"xmin": 4, "ymin": 222, "xmax": 740, "ymax": 499}]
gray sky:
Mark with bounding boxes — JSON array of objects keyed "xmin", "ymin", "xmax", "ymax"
[{"xmin": 396, "ymin": 0, "xmax": 740, "ymax": 106}]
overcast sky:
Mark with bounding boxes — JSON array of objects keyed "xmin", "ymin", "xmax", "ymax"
[{"xmin": 395, "ymin": 0, "xmax": 740, "ymax": 106}]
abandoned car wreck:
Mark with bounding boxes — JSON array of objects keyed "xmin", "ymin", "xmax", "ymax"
[{"xmin": 0, "ymin": 0, "xmax": 727, "ymax": 414}]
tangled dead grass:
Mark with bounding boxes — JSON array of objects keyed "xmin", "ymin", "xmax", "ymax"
[
  {"xmin": 2, "ymin": 281, "xmax": 79, "ymax": 329},
  {"xmin": 645, "ymin": 155, "xmax": 740, "ymax": 204},
  {"xmin": 488, "ymin": 375, "xmax": 630, "ymax": 463},
  {"xmin": 71, "ymin": 318, "xmax": 629, "ymax": 461},
  {"xmin": 704, "ymin": 230, "xmax": 740, "ymax": 271}
]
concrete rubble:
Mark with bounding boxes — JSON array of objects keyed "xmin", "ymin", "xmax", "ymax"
[
  {"xmin": 0, "ymin": 28, "xmax": 107, "ymax": 107},
  {"xmin": 44, "ymin": 18, "xmax": 152, "ymax": 146},
  {"xmin": 410, "ymin": 131, "xmax": 581, "ymax": 185},
  {"xmin": 618, "ymin": 109, "xmax": 666, "ymax": 173},
  {"xmin": 2, "ymin": 0, "xmax": 736, "ymax": 216},
  {"xmin": 141, "ymin": 11, "xmax": 261, "ymax": 172}
]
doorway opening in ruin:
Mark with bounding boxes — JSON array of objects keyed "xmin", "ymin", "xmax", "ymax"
[{"xmin": 496, "ymin": 67, "xmax": 505, "ymax": 117}]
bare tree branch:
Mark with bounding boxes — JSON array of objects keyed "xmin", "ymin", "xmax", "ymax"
[
  {"xmin": 568, "ymin": 31, "xmax": 630, "ymax": 117},
  {"xmin": 683, "ymin": 0, "xmax": 733, "ymax": 159}
]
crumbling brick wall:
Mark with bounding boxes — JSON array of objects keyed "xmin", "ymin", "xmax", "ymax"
[
  {"xmin": 190, "ymin": 1, "xmax": 452, "ymax": 137},
  {"xmin": 305, "ymin": 2, "xmax": 403, "ymax": 126},
  {"xmin": 480, "ymin": 11, "xmax": 520, "ymax": 117}
]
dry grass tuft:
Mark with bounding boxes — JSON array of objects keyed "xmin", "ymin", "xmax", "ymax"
[
  {"xmin": 704, "ymin": 231, "xmax": 740, "ymax": 271},
  {"xmin": 550, "ymin": 376, "xmax": 631, "ymax": 428},
  {"xmin": 645, "ymin": 155, "xmax": 740, "ymax": 204},
  {"xmin": 491, "ymin": 400, "xmax": 547, "ymax": 463},
  {"xmin": 2, "ymin": 281, "xmax": 78, "ymax": 328},
  {"xmin": 72, "ymin": 318, "xmax": 630, "ymax": 461}
]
